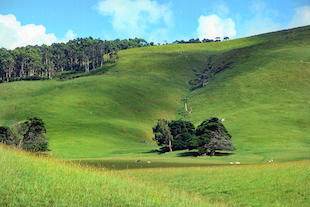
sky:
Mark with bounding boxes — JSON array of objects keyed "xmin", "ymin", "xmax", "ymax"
[{"xmin": 0, "ymin": 0, "xmax": 310, "ymax": 49}]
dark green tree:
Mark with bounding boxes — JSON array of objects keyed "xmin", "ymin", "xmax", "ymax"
[
  {"xmin": 152, "ymin": 119, "xmax": 173, "ymax": 152},
  {"xmin": 193, "ymin": 117, "xmax": 235, "ymax": 156},
  {"xmin": 21, "ymin": 117, "xmax": 49, "ymax": 152},
  {"xmin": 0, "ymin": 126, "xmax": 16, "ymax": 146},
  {"xmin": 168, "ymin": 120, "xmax": 195, "ymax": 150},
  {"xmin": 0, "ymin": 37, "xmax": 150, "ymax": 83},
  {"xmin": 0, "ymin": 117, "xmax": 49, "ymax": 152}
]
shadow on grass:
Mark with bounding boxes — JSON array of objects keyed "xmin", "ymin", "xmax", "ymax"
[
  {"xmin": 73, "ymin": 159, "xmax": 225, "ymax": 170},
  {"xmin": 177, "ymin": 151, "xmax": 235, "ymax": 157},
  {"xmin": 143, "ymin": 149, "xmax": 235, "ymax": 157},
  {"xmin": 142, "ymin": 149, "xmax": 165, "ymax": 154}
]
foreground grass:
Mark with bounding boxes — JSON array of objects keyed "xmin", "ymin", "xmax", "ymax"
[
  {"xmin": 0, "ymin": 145, "xmax": 215, "ymax": 207},
  {"xmin": 1, "ymin": 145, "xmax": 308, "ymax": 207},
  {"xmin": 123, "ymin": 161, "xmax": 310, "ymax": 207}
]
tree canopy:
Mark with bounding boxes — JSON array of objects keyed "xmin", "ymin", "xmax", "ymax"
[
  {"xmin": 152, "ymin": 117, "xmax": 235, "ymax": 156},
  {"xmin": 192, "ymin": 117, "xmax": 235, "ymax": 156},
  {"xmin": 0, "ymin": 37, "xmax": 150, "ymax": 83},
  {"xmin": 152, "ymin": 119, "xmax": 173, "ymax": 152},
  {"xmin": 0, "ymin": 117, "xmax": 49, "ymax": 152},
  {"xmin": 168, "ymin": 120, "xmax": 195, "ymax": 151}
]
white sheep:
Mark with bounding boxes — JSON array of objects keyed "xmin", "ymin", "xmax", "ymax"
[{"xmin": 229, "ymin": 162, "xmax": 240, "ymax": 164}]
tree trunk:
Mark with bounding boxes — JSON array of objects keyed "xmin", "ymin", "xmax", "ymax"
[
  {"xmin": 210, "ymin": 150, "xmax": 215, "ymax": 156},
  {"xmin": 168, "ymin": 140, "xmax": 172, "ymax": 152},
  {"xmin": 20, "ymin": 61, "xmax": 24, "ymax": 78},
  {"xmin": 85, "ymin": 57, "xmax": 90, "ymax": 73}
]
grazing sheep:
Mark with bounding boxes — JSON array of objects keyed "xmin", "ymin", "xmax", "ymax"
[
  {"xmin": 229, "ymin": 162, "xmax": 240, "ymax": 164},
  {"xmin": 147, "ymin": 161, "xmax": 151, "ymax": 164},
  {"xmin": 268, "ymin": 159, "xmax": 274, "ymax": 163},
  {"xmin": 221, "ymin": 118, "xmax": 225, "ymax": 122}
]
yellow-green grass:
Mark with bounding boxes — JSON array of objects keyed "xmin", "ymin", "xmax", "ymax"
[
  {"xmin": 122, "ymin": 160, "xmax": 310, "ymax": 207},
  {"xmin": 0, "ymin": 145, "xmax": 216, "ymax": 207},
  {"xmin": 1, "ymin": 145, "xmax": 309, "ymax": 207},
  {"xmin": 0, "ymin": 26, "xmax": 309, "ymax": 165}
]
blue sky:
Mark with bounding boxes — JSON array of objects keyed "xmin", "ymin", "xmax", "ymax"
[{"xmin": 1, "ymin": 0, "xmax": 310, "ymax": 49}]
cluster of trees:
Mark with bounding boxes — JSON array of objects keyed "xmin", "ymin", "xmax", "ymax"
[
  {"xmin": 0, "ymin": 117, "xmax": 49, "ymax": 152},
  {"xmin": 0, "ymin": 37, "xmax": 150, "ymax": 83},
  {"xmin": 172, "ymin": 37, "xmax": 229, "ymax": 44},
  {"xmin": 152, "ymin": 117, "xmax": 235, "ymax": 156}
]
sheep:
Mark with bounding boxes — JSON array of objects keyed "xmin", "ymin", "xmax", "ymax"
[{"xmin": 229, "ymin": 162, "xmax": 240, "ymax": 164}]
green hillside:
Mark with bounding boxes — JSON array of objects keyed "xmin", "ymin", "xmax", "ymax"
[{"xmin": 0, "ymin": 26, "xmax": 310, "ymax": 164}]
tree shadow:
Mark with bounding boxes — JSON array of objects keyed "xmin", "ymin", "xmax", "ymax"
[
  {"xmin": 214, "ymin": 152, "xmax": 235, "ymax": 156},
  {"xmin": 177, "ymin": 151, "xmax": 235, "ymax": 157},
  {"xmin": 177, "ymin": 151, "xmax": 200, "ymax": 157},
  {"xmin": 142, "ymin": 149, "xmax": 165, "ymax": 154}
]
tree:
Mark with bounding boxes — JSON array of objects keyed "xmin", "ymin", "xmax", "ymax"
[
  {"xmin": 21, "ymin": 117, "xmax": 49, "ymax": 152},
  {"xmin": 0, "ymin": 126, "xmax": 16, "ymax": 145},
  {"xmin": 193, "ymin": 117, "xmax": 235, "ymax": 156},
  {"xmin": 224, "ymin": 37, "xmax": 229, "ymax": 41},
  {"xmin": 152, "ymin": 119, "xmax": 173, "ymax": 152},
  {"xmin": 0, "ymin": 117, "xmax": 49, "ymax": 152},
  {"xmin": 168, "ymin": 120, "xmax": 195, "ymax": 150}
]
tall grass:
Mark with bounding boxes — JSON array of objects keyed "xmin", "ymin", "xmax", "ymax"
[
  {"xmin": 123, "ymin": 160, "xmax": 310, "ymax": 207},
  {"xmin": 0, "ymin": 145, "xmax": 216, "ymax": 207}
]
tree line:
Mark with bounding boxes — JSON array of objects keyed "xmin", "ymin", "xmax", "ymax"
[
  {"xmin": 153, "ymin": 117, "xmax": 235, "ymax": 156},
  {"xmin": 0, "ymin": 37, "xmax": 150, "ymax": 83},
  {"xmin": 172, "ymin": 37, "xmax": 229, "ymax": 44}
]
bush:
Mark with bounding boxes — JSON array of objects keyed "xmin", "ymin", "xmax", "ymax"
[{"xmin": 0, "ymin": 117, "xmax": 49, "ymax": 152}]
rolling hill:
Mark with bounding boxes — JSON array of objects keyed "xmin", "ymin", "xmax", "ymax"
[
  {"xmin": 0, "ymin": 26, "xmax": 309, "ymax": 163},
  {"xmin": 1, "ymin": 26, "xmax": 310, "ymax": 207}
]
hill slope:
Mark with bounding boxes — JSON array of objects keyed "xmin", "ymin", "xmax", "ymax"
[{"xmin": 0, "ymin": 26, "xmax": 309, "ymax": 162}]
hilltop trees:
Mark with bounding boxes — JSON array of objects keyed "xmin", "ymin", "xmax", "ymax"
[
  {"xmin": 152, "ymin": 117, "xmax": 235, "ymax": 156},
  {"xmin": 0, "ymin": 117, "xmax": 49, "ymax": 152},
  {"xmin": 0, "ymin": 37, "xmax": 151, "ymax": 82}
]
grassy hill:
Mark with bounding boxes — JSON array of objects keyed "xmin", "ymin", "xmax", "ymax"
[
  {"xmin": 0, "ymin": 26, "xmax": 309, "ymax": 163},
  {"xmin": 1, "ymin": 26, "xmax": 310, "ymax": 207}
]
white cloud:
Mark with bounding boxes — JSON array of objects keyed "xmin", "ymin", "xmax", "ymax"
[
  {"xmin": 242, "ymin": 1, "xmax": 281, "ymax": 37},
  {"xmin": 96, "ymin": 0, "xmax": 172, "ymax": 38},
  {"xmin": 0, "ymin": 14, "xmax": 76, "ymax": 49},
  {"xmin": 197, "ymin": 14, "xmax": 236, "ymax": 40},
  {"xmin": 289, "ymin": 6, "xmax": 310, "ymax": 28},
  {"xmin": 60, "ymin": 30, "xmax": 77, "ymax": 42},
  {"xmin": 244, "ymin": 15, "xmax": 281, "ymax": 36},
  {"xmin": 213, "ymin": 1, "xmax": 229, "ymax": 16}
]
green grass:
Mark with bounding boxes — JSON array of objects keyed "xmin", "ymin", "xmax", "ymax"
[
  {"xmin": 0, "ymin": 145, "xmax": 213, "ymax": 207},
  {"xmin": 0, "ymin": 26, "xmax": 310, "ymax": 206},
  {"xmin": 122, "ymin": 160, "xmax": 310, "ymax": 207},
  {"xmin": 1, "ymin": 145, "xmax": 309, "ymax": 207},
  {"xmin": 0, "ymin": 26, "xmax": 309, "ymax": 161}
]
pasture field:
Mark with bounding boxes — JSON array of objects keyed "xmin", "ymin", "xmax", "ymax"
[
  {"xmin": 1, "ymin": 145, "xmax": 309, "ymax": 207},
  {"xmin": 0, "ymin": 26, "xmax": 310, "ymax": 206}
]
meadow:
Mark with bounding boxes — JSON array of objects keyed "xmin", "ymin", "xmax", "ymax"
[{"xmin": 0, "ymin": 26, "xmax": 310, "ymax": 206}]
